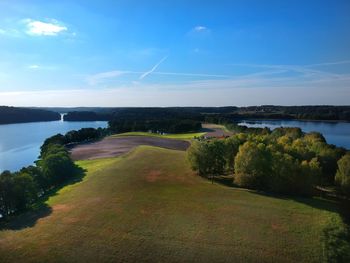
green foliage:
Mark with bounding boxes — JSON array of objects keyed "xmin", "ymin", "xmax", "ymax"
[
  {"xmin": 234, "ymin": 141, "xmax": 272, "ymax": 189},
  {"xmin": 39, "ymin": 148, "xmax": 75, "ymax": 187},
  {"xmin": 224, "ymin": 136, "xmax": 241, "ymax": 172},
  {"xmin": 108, "ymin": 108, "xmax": 202, "ymax": 134},
  {"xmin": 187, "ymin": 126, "xmax": 346, "ymax": 196},
  {"xmin": 187, "ymin": 139, "xmax": 226, "ymax": 177},
  {"xmin": 41, "ymin": 128, "xmax": 109, "ymax": 156},
  {"xmin": 0, "ymin": 170, "xmax": 37, "ymax": 216},
  {"xmin": 0, "ymin": 106, "xmax": 60, "ymax": 124},
  {"xmin": 322, "ymin": 216, "xmax": 350, "ymax": 262},
  {"xmin": 335, "ymin": 153, "xmax": 350, "ymax": 195},
  {"xmin": 0, "ymin": 129, "xmax": 89, "ymax": 218}
]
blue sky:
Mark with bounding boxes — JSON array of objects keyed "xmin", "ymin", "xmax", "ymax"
[{"xmin": 0, "ymin": 0, "xmax": 349, "ymax": 106}]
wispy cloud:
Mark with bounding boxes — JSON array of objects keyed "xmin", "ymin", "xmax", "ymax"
[
  {"xmin": 87, "ymin": 70, "xmax": 131, "ymax": 85},
  {"xmin": 2, "ymin": 59, "xmax": 350, "ymax": 106},
  {"xmin": 0, "ymin": 27, "xmax": 21, "ymax": 37},
  {"xmin": 86, "ymin": 59, "xmax": 350, "ymax": 89},
  {"xmin": 23, "ymin": 19, "xmax": 67, "ymax": 36},
  {"xmin": 306, "ymin": 60, "xmax": 350, "ymax": 67},
  {"xmin": 1, "ymin": 83, "xmax": 349, "ymax": 107},
  {"xmin": 151, "ymin": 72, "xmax": 230, "ymax": 78},
  {"xmin": 194, "ymin": 26, "xmax": 207, "ymax": 32},
  {"xmin": 87, "ymin": 67, "xmax": 230, "ymax": 85},
  {"xmin": 28, "ymin": 64, "xmax": 40, "ymax": 69},
  {"xmin": 227, "ymin": 62, "xmax": 347, "ymax": 80},
  {"xmin": 139, "ymin": 56, "xmax": 168, "ymax": 80},
  {"xmin": 189, "ymin": 25, "xmax": 211, "ymax": 36}
]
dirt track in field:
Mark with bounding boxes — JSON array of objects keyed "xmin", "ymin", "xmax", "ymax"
[
  {"xmin": 70, "ymin": 136, "xmax": 190, "ymax": 160},
  {"xmin": 201, "ymin": 123, "xmax": 233, "ymax": 137}
]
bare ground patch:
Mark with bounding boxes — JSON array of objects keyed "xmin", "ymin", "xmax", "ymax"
[
  {"xmin": 70, "ymin": 136, "xmax": 190, "ymax": 161},
  {"xmin": 146, "ymin": 170, "xmax": 163, "ymax": 182}
]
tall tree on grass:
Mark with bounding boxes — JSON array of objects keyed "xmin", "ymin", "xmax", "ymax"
[
  {"xmin": 234, "ymin": 141, "xmax": 272, "ymax": 189},
  {"xmin": 335, "ymin": 153, "xmax": 350, "ymax": 195},
  {"xmin": 187, "ymin": 139, "xmax": 226, "ymax": 178},
  {"xmin": 224, "ymin": 136, "xmax": 243, "ymax": 172},
  {"xmin": 0, "ymin": 171, "xmax": 37, "ymax": 217}
]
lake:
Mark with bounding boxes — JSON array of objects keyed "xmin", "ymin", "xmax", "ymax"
[
  {"xmin": 238, "ymin": 119, "xmax": 350, "ymax": 149},
  {"xmin": 0, "ymin": 120, "xmax": 107, "ymax": 172}
]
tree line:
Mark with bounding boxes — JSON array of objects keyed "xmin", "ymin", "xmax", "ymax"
[
  {"xmin": 2, "ymin": 106, "xmax": 350, "ymax": 125},
  {"xmin": 188, "ymin": 127, "xmax": 350, "ymax": 196},
  {"xmin": 0, "ymin": 127, "xmax": 108, "ymax": 219},
  {"xmin": 108, "ymin": 108, "xmax": 202, "ymax": 133},
  {"xmin": 0, "ymin": 144, "xmax": 78, "ymax": 218},
  {"xmin": 63, "ymin": 111, "xmax": 112, "ymax": 121},
  {"xmin": 202, "ymin": 105, "xmax": 350, "ymax": 121},
  {"xmin": 0, "ymin": 106, "xmax": 60, "ymax": 124}
]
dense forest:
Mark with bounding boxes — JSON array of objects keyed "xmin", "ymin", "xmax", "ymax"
[
  {"xmin": 188, "ymin": 126, "xmax": 349, "ymax": 196},
  {"xmin": 0, "ymin": 106, "xmax": 60, "ymax": 124},
  {"xmin": 108, "ymin": 108, "xmax": 202, "ymax": 133},
  {"xmin": 2, "ymin": 106, "xmax": 349, "ymax": 125},
  {"xmin": 64, "ymin": 111, "xmax": 112, "ymax": 121},
  {"xmin": 52, "ymin": 105, "xmax": 350, "ymax": 122}
]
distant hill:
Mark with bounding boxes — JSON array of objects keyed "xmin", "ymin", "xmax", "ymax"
[{"xmin": 0, "ymin": 106, "xmax": 60, "ymax": 124}]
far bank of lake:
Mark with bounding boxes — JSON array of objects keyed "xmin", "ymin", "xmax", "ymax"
[{"xmin": 238, "ymin": 119, "xmax": 350, "ymax": 149}]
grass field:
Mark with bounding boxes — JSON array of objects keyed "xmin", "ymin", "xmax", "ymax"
[
  {"xmin": 112, "ymin": 131, "xmax": 206, "ymax": 140},
  {"xmin": 202, "ymin": 123, "xmax": 231, "ymax": 132},
  {"xmin": 0, "ymin": 146, "xmax": 349, "ymax": 262}
]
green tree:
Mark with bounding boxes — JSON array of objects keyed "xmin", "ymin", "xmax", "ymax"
[
  {"xmin": 224, "ymin": 136, "xmax": 241, "ymax": 172},
  {"xmin": 335, "ymin": 153, "xmax": 350, "ymax": 195},
  {"xmin": 0, "ymin": 171, "xmax": 16, "ymax": 217},
  {"xmin": 12, "ymin": 172, "xmax": 37, "ymax": 211},
  {"xmin": 187, "ymin": 139, "xmax": 226, "ymax": 178},
  {"xmin": 234, "ymin": 141, "xmax": 272, "ymax": 189}
]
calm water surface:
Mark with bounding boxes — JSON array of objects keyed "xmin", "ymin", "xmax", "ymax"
[
  {"xmin": 0, "ymin": 120, "xmax": 107, "ymax": 172},
  {"xmin": 238, "ymin": 120, "xmax": 350, "ymax": 149}
]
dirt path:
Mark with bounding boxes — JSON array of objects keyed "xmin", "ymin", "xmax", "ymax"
[
  {"xmin": 70, "ymin": 136, "xmax": 190, "ymax": 160},
  {"xmin": 201, "ymin": 123, "xmax": 233, "ymax": 137}
]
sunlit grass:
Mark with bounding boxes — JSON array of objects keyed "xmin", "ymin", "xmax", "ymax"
[
  {"xmin": 202, "ymin": 123, "xmax": 231, "ymax": 132},
  {"xmin": 0, "ymin": 146, "xmax": 348, "ymax": 262},
  {"xmin": 111, "ymin": 131, "xmax": 206, "ymax": 140}
]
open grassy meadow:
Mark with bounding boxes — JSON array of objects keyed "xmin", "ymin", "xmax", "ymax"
[
  {"xmin": 112, "ymin": 131, "xmax": 206, "ymax": 140},
  {"xmin": 0, "ymin": 146, "xmax": 349, "ymax": 262}
]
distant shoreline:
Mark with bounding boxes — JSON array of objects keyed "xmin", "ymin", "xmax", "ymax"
[{"xmin": 235, "ymin": 118, "xmax": 350, "ymax": 124}]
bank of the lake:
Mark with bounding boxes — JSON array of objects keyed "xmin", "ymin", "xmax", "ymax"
[
  {"xmin": 238, "ymin": 119, "xmax": 350, "ymax": 149},
  {"xmin": 0, "ymin": 120, "xmax": 107, "ymax": 172}
]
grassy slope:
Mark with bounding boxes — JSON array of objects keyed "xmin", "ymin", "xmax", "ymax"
[
  {"xmin": 202, "ymin": 123, "xmax": 231, "ymax": 132},
  {"xmin": 0, "ymin": 146, "xmax": 348, "ymax": 262},
  {"xmin": 111, "ymin": 131, "xmax": 206, "ymax": 140}
]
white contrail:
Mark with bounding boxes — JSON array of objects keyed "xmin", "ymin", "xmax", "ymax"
[
  {"xmin": 152, "ymin": 72, "xmax": 230, "ymax": 78},
  {"xmin": 139, "ymin": 56, "xmax": 168, "ymax": 80}
]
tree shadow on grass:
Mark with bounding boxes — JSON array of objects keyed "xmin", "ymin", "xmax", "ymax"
[
  {"xmin": 254, "ymin": 190, "xmax": 350, "ymax": 224},
  {"xmin": 212, "ymin": 175, "xmax": 350, "ymax": 223},
  {"xmin": 213, "ymin": 175, "xmax": 350, "ymax": 260},
  {"xmin": 245, "ymin": 186, "xmax": 350, "ymax": 261},
  {"xmin": 0, "ymin": 165, "xmax": 86, "ymax": 231}
]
